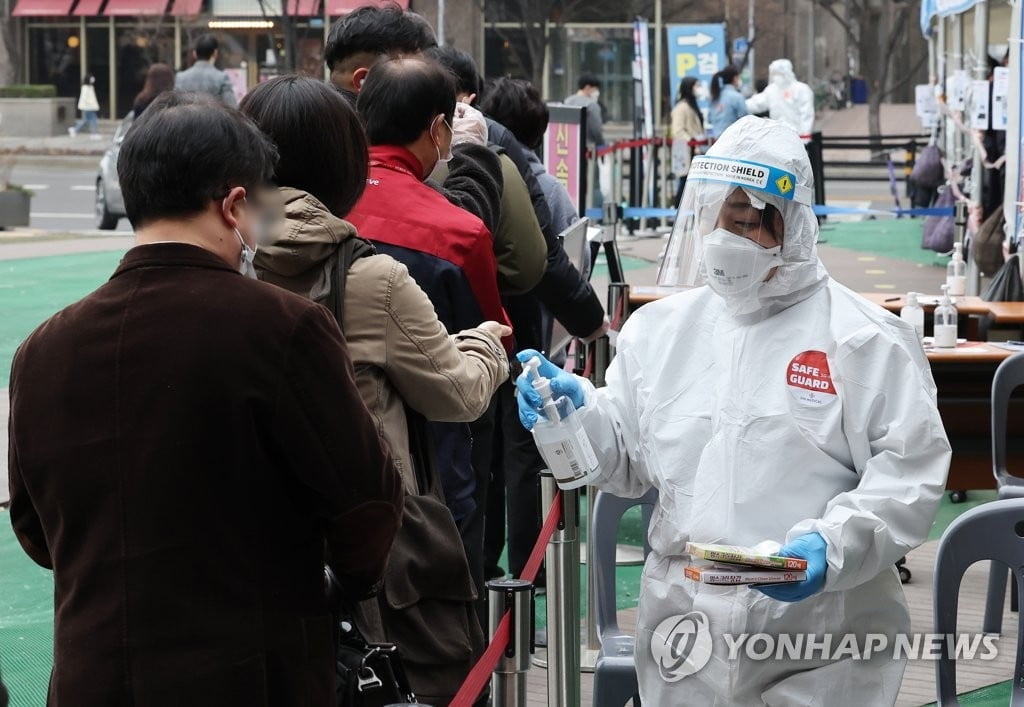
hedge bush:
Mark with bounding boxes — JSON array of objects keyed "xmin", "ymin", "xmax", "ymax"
[{"xmin": 0, "ymin": 85, "xmax": 58, "ymax": 98}]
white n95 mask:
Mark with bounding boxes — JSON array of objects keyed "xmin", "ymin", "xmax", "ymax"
[{"xmin": 702, "ymin": 228, "xmax": 781, "ymax": 296}]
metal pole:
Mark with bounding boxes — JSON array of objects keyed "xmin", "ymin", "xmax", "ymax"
[
  {"xmin": 747, "ymin": 0, "xmax": 755, "ymax": 80},
  {"xmin": 488, "ymin": 579, "xmax": 534, "ymax": 707},
  {"xmin": 938, "ymin": 16, "xmax": 952, "ymax": 163},
  {"xmin": 108, "ymin": 15, "xmax": 116, "ymax": 119},
  {"xmin": 653, "ymin": 0, "xmax": 662, "ymax": 135},
  {"xmin": 967, "ymin": 0, "xmax": 988, "ymax": 295},
  {"xmin": 952, "ymin": 13, "xmax": 964, "ymax": 164},
  {"xmin": 173, "ymin": 17, "xmax": 181, "ymax": 71},
  {"xmin": 437, "ymin": 0, "xmax": 445, "ymax": 45},
  {"xmin": 323, "ymin": 1, "xmax": 330, "ymax": 81},
  {"xmin": 80, "ymin": 17, "xmax": 87, "ymax": 83},
  {"xmin": 539, "ymin": 472, "xmax": 580, "ymax": 707}
]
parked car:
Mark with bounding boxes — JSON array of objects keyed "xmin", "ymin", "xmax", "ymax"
[{"xmin": 95, "ymin": 112, "xmax": 133, "ymax": 230}]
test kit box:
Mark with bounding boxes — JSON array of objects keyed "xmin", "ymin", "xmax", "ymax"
[
  {"xmin": 684, "ymin": 564, "xmax": 807, "ymax": 585},
  {"xmin": 684, "ymin": 542, "xmax": 808, "ymax": 570}
]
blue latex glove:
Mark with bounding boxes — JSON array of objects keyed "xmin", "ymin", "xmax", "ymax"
[
  {"xmin": 514, "ymin": 349, "xmax": 585, "ymax": 430},
  {"xmin": 756, "ymin": 532, "xmax": 828, "ymax": 602}
]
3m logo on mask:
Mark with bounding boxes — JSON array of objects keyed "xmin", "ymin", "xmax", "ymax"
[
  {"xmin": 787, "ymin": 350, "xmax": 837, "ymax": 408},
  {"xmin": 650, "ymin": 611, "xmax": 713, "ymax": 682}
]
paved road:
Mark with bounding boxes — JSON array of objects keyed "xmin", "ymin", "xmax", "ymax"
[
  {"xmin": 11, "ymin": 156, "xmax": 132, "ymax": 234},
  {"xmin": 9, "ymin": 154, "xmax": 906, "ymax": 235}
]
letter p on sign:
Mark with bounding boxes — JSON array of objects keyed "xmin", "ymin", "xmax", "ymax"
[{"xmin": 677, "ymin": 53, "xmax": 697, "ymax": 75}]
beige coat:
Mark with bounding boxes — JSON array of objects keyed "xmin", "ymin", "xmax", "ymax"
[
  {"xmin": 256, "ymin": 187, "xmax": 509, "ymax": 493},
  {"xmin": 671, "ymin": 99, "xmax": 704, "ymax": 175}
]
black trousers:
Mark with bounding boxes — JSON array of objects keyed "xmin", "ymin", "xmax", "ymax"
[
  {"xmin": 466, "ymin": 393, "xmax": 501, "ymax": 626},
  {"xmin": 483, "ymin": 380, "xmax": 544, "ymax": 580}
]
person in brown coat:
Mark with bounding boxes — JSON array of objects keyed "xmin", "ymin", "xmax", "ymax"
[
  {"xmin": 241, "ymin": 75, "xmax": 510, "ymax": 706},
  {"xmin": 6, "ymin": 92, "xmax": 404, "ymax": 707}
]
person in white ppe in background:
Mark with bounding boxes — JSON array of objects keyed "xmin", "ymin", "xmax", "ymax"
[
  {"xmin": 516, "ymin": 116, "xmax": 950, "ymax": 705},
  {"xmin": 747, "ymin": 59, "xmax": 816, "ymax": 138}
]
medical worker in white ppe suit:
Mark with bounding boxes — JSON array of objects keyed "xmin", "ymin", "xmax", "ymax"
[
  {"xmin": 516, "ymin": 116, "xmax": 950, "ymax": 705},
  {"xmin": 746, "ymin": 58, "xmax": 816, "ymax": 138}
]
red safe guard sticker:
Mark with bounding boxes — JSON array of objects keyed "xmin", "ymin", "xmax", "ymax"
[{"xmin": 787, "ymin": 350, "xmax": 837, "ymax": 408}]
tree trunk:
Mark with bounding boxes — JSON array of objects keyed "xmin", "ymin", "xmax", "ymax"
[{"xmin": 0, "ymin": 20, "xmax": 17, "ymax": 85}]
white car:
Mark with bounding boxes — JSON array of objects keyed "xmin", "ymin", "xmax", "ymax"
[{"xmin": 95, "ymin": 112, "xmax": 133, "ymax": 230}]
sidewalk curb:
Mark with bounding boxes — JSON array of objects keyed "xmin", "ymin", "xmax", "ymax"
[{"xmin": 0, "ymin": 146, "xmax": 106, "ymax": 157}]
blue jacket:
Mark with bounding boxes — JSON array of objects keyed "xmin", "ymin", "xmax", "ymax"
[{"xmin": 709, "ymin": 84, "xmax": 748, "ymax": 138}]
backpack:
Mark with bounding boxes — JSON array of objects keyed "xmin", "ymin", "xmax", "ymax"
[
  {"xmin": 910, "ymin": 143, "xmax": 945, "ymax": 190},
  {"xmin": 922, "ymin": 187, "xmax": 956, "ymax": 253},
  {"xmin": 974, "ymin": 207, "xmax": 1007, "ymax": 277}
]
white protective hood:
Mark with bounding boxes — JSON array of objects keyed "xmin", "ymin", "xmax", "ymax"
[
  {"xmin": 658, "ymin": 115, "xmax": 828, "ymax": 321},
  {"xmin": 769, "ymin": 58, "xmax": 797, "ymax": 88}
]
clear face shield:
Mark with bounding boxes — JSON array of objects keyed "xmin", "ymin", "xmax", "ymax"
[{"xmin": 657, "ymin": 155, "xmax": 807, "ymax": 312}]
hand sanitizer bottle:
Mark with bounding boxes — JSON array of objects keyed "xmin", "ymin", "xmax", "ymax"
[
  {"xmin": 900, "ymin": 292, "xmax": 924, "ymax": 342},
  {"xmin": 933, "ymin": 284, "xmax": 959, "ymax": 348},
  {"xmin": 947, "ymin": 243, "xmax": 966, "ymax": 296},
  {"xmin": 522, "ymin": 357, "xmax": 601, "ymax": 489}
]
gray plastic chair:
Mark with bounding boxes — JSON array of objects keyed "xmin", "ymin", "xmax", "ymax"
[
  {"xmin": 935, "ymin": 498, "xmax": 1024, "ymax": 705},
  {"xmin": 983, "ymin": 353, "xmax": 1024, "ymax": 634},
  {"xmin": 591, "ymin": 487, "xmax": 657, "ymax": 707}
]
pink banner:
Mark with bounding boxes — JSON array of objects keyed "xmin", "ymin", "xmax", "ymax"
[{"xmin": 545, "ymin": 121, "xmax": 581, "ymax": 212}]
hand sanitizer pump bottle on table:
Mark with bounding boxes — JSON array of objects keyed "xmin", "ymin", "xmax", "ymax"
[
  {"xmin": 947, "ymin": 243, "xmax": 967, "ymax": 297},
  {"xmin": 523, "ymin": 357, "xmax": 601, "ymax": 490},
  {"xmin": 900, "ymin": 292, "xmax": 925, "ymax": 342},
  {"xmin": 933, "ymin": 284, "xmax": 959, "ymax": 349}
]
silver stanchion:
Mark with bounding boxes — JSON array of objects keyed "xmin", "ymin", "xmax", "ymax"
[
  {"xmin": 536, "ymin": 472, "xmax": 581, "ymax": 707},
  {"xmin": 487, "ymin": 578, "xmax": 535, "ymax": 707}
]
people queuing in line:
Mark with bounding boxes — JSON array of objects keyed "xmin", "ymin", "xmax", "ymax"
[
  {"xmin": 10, "ymin": 5, "xmax": 621, "ymax": 703},
  {"xmin": 431, "ymin": 47, "xmax": 607, "ymax": 585},
  {"xmin": 240, "ymin": 74, "xmax": 509, "ymax": 704},
  {"xmin": 9, "ymin": 91, "xmax": 404, "ymax": 705}
]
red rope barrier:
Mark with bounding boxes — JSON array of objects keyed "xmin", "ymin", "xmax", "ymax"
[{"xmin": 449, "ymin": 490, "xmax": 564, "ymax": 706}]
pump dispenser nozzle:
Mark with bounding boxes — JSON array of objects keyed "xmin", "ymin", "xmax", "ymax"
[{"xmin": 526, "ymin": 356, "xmax": 561, "ymax": 424}]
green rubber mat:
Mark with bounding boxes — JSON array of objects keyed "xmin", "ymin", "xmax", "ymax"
[
  {"xmin": 0, "ymin": 250, "xmax": 125, "ymax": 388},
  {"xmin": 923, "ymin": 678, "xmax": 1012, "ymax": 706},
  {"xmin": 0, "ymin": 510, "xmax": 55, "ymax": 707},
  {"xmin": 591, "ymin": 253, "xmax": 651, "ymax": 278},
  {"xmin": 928, "ymin": 490, "xmax": 999, "ymax": 541},
  {"xmin": 819, "ymin": 219, "xmax": 952, "ymax": 268}
]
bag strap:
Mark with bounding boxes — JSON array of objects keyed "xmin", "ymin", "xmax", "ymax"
[
  {"xmin": 325, "ymin": 237, "xmax": 375, "ymax": 331},
  {"xmin": 323, "ymin": 238, "xmax": 440, "ymax": 498}
]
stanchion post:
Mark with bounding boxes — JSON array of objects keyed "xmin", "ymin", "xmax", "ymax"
[
  {"xmin": 487, "ymin": 579, "xmax": 535, "ymax": 707},
  {"xmin": 955, "ymin": 200, "xmax": 968, "ymax": 252},
  {"xmin": 540, "ymin": 472, "xmax": 581, "ymax": 707},
  {"xmin": 808, "ymin": 132, "xmax": 826, "ymax": 220}
]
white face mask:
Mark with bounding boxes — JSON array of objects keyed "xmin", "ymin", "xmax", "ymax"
[
  {"xmin": 591, "ymin": 89, "xmax": 601, "ymax": 100},
  {"xmin": 430, "ymin": 116, "xmax": 453, "ymax": 171},
  {"xmin": 235, "ymin": 227, "xmax": 258, "ymax": 279},
  {"xmin": 702, "ymin": 228, "xmax": 781, "ymax": 297},
  {"xmin": 694, "ymin": 86, "xmax": 709, "ymax": 100}
]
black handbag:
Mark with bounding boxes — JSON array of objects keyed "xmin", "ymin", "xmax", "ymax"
[
  {"xmin": 325, "ymin": 568, "xmax": 418, "ymax": 707},
  {"xmin": 982, "ymin": 254, "xmax": 1024, "ymax": 302}
]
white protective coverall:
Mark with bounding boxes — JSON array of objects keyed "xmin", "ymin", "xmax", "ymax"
[
  {"xmin": 746, "ymin": 59, "xmax": 816, "ymax": 138},
  {"xmin": 577, "ymin": 116, "xmax": 951, "ymax": 705}
]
